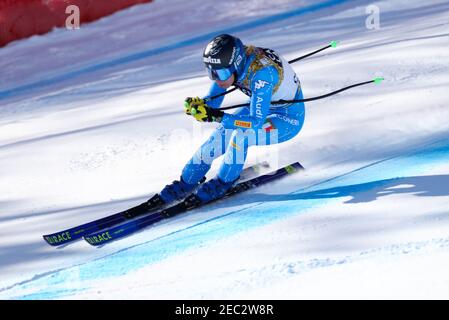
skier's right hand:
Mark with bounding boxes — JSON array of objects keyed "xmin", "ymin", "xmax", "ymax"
[{"xmin": 184, "ymin": 97, "xmax": 206, "ymax": 115}]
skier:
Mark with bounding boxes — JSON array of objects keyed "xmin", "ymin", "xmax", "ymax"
[{"xmin": 158, "ymin": 34, "xmax": 305, "ymax": 204}]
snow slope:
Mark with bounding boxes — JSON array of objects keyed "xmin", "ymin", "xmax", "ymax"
[{"xmin": 0, "ymin": 0, "xmax": 448, "ymax": 299}]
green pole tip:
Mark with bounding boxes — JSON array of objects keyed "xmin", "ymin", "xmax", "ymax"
[
  {"xmin": 373, "ymin": 77, "xmax": 385, "ymax": 84},
  {"xmin": 330, "ymin": 40, "xmax": 339, "ymax": 48}
]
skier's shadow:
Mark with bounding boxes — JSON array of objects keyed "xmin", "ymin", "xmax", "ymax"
[{"xmin": 226, "ymin": 174, "xmax": 449, "ymax": 206}]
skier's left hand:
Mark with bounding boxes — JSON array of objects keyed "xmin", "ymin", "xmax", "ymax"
[{"xmin": 184, "ymin": 97, "xmax": 224, "ymax": 123}]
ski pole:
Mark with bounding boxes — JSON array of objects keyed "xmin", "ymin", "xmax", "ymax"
[
  {"xmin": 217, "ymin": 77, "xmax": 385, "ymax": 111},
  {"xmin": 288, "ymin": 40, "xmax": 338, "ymax": 64},
  {"xmin": 204, "ymin": 40, "xmax": 339, "ymax": 102}
]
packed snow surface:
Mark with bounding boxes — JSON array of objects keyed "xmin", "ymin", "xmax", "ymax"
[{"xmin": 0, "ymin": 0, "xmax": 448, "ymax": 299}]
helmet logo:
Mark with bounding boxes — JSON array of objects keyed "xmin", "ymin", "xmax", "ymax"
[
  {"xmin": 235, "ymin": 54, "xmax": 242, "ymax": 66},
  {"xmin": 203, "ymin": 56, "xmax": 221, "ymax": 64},
  {"xmin": 230, "ymin": 47, "xmax": 236, "ymax": 62},
  {"xmin": 205, "ymin": 37, "xmax": 229, "ymax": 56}
]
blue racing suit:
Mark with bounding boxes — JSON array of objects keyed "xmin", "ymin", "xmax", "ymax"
[{"xmin": 182, "ymin": 46, "xmax": 305, "ymax": 183}]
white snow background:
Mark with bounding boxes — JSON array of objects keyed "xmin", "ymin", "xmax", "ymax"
[{"xmin": 0, "ymin": 0, "xmax": 449, "ymax": 299}]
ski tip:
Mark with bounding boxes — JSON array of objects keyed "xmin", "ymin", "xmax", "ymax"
[
  {"xmin": 284, "ymin": 162, "xmax": 305, "ymax": 174},
  {"xmin": 43, "ymin": 233, "xmax": 72, "ymax": 246},
  {"xmin": 373, "ymin": 77, "xmax": 385, "ymax": 84},
  {"xmin": 330, "ymin": 40, "xmax": 339, "ymax": 48}
]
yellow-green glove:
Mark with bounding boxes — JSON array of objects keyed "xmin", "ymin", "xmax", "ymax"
[
  {"xmin": 184, "ymin": 97, "xmax": 204, "ymax": 115},
  {"xmin": 184, "ymin": 97, "xmax": 224, "ymax": 123}
]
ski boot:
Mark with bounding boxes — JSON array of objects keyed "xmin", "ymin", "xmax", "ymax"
[
  {"xmin": 159, "ymin": 176, "xmax": 204, "ymax": 203},
  {"xmin": 195, "ymin": 176, "xmax": 238, "ymax": 203}
]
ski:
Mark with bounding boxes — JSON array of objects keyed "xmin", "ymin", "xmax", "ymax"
[
  {"xmin": 83, "ymin": 162, "xmax": 304, "ymax": 246},
  {"xmin": 42, "ymin": 195, "xmax": 166, "ymax": 246},
  {"xmin": 42, "ymin": 162, "xmax": 270, "ymax": 246}
]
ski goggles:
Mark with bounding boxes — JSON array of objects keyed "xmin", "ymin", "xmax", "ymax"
[{"xmin": 206, "ymin": 67, "xmax": 233, "ymax": 81}]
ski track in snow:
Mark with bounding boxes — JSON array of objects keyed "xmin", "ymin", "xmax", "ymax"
[
  {"xmin": 1, "ymin": 137, "xmax": 448, "ymax": 299},
  {"xmin": 1, "ymin": 0, "xmax": 449, "ymax": 299}
]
